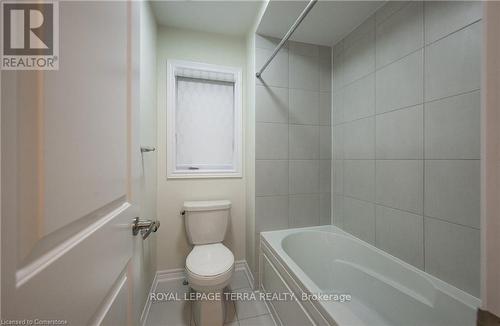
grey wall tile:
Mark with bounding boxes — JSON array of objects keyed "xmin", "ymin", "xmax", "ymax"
[
  {"xmin": 289, "ymin": 41, "xmax": 319, "ymax": 57},
  {"xmin": 290, "ymin": 53, "xmax": 319, "ymax": 91},
  {"xmin": 320, "ymin": 193, "xmax": 332, "ymax": 225},
  {"xmin": 333, "ymin": 195, "xmax": 344, "ymax": 227},
  {"xmin": 344, "ymin": 160, "xmax": 375, "ymax": 202},
  {"xmin": 289, "ymin": 160, "xmax": 320, "ymax": 194},
  {"xmin": 319, "ymin": 46, "xmax": 332, "ymax": 60},
  {"xmin": 343, "ymin": 197, "xmax": 375, "ymax": 244},
  {"xmin": 376, "ymin": 1, "xmax": 410, "ymax": 25},
  {"xmin": 256, "ymin": 123, "xmax": 288, "ymax": 160},
  {"xmin": 344, "ymin": 15, "xmax": 375, "ymax": 50},
  {"xmin": 289, "ymin": 89, "xmax": 319, "ymax": 125},
  {"xmin": 319, "ymin": 160, "xmax": 332, "ymax": 193},
  {"xmin": 344, "ymin": 32, "xmax": 376, "ymax": 85},
  {"xmin": 425, "ymin": 22, "xmax": 481, "ymax": 101},
  {"xmin": 333, "ymin": 125, "xmax": 344, "ymax": 160},
  {"xmin": 375, "ymin": 205, "xmax": 424, "ymax": 268},
  {"xmin": 289, "ymin": 194, "xmax": 320, "ymax": 228},
  {"xmin": 289, "ymin": 125, "xmax": 319, "ymax": 159},
  {"xmin": 332, "ymin": 90, "xmax": 344, "ymax": 125},
  {"xmin": 256, "ymin": 47, "xmax": 289, "ymax": 88},
  {"xmin": 253, "ymin": 38, "xmax": 332, "ymax": 283},
  {"xmin": 424, "ymin": 218, "xmax": 480, "ymax": 297},
  {"xmin": 333, "ymin": 160, "xmax": 343, "ymax": 195},
  {"xmin": 376, "ymin": 160, "xmax": 423, "ymax": 214},
  {"xmin": 313, "ymin": 2, "xmax": 481, "ymax": 298},
  {"xmin": 333, "ymin": 50, "xmax": 344, "ymax": 92},
  {"xmin": 319, "ymin": 92, "xmax": 332, "ymax": 126},
  {"xmin": 425, "ymin": 1, "xmax": 482, "ymax": 44},
  {"xmin": 255, "ymin": 34, "xmax": 285, "ymax": 50},
  {"xmin": 320, "ymin": 126, "xmax": 332, "ymax": 159},
  {"xmin": 376, "ymin": 49, "xmax": 424, "ymax": 114},
  {"xmin": 343, "ymin": 117, "xmax": 375, "ymax": 159},
  {"xmin": 320, "ymin": 57, "xmax": 332, "ymax": 93},
  {"xmin": 425, "ymin": 91, "xmax": 480, "ymax": 159},
  {"xmin": 376, "ymin": 1, "xmax": 423, "ymax": 68},
  {"xmin": 256, "ymin": 196, "xmax": 289, "ymax": 233},
  {"xmin": 256, "ymin": 85, "xmax": 289, "ymax": 123},
  {"xmin": 376, "ymin": 105, "xmax": 423, "ymax": 159},
  {"xmin": 424, "ymin": 160, "xmax": 480, "ymax": 228},
  {"xmin": 256, "ymin": 160, "xmax": 289, "ymax": 196},
  {"xmin": 343, "ymin": 73, "xmax": 375, "ymax": 122}
]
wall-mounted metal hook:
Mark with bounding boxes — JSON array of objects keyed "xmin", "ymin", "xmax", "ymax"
[{"xmin": 141, "ymin": 146, "xmax": 156, "ymax": 153}]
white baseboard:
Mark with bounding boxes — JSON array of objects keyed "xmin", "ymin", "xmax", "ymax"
[
  {"xmin": 139, "ymin": 272, "xmax": 158, "ymax": 326},
  {"xmin": 156, "ymin": 267, "xmax": 186, "ymax": 282},
  {"xmin": 140, "ymin": 260, "xmax": 254, "ymax": 326},
  {"xmin": 139, "ymin": 267, "xmax": 186, "ymax": 326}
]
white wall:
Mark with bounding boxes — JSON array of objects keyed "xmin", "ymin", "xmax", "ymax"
[{"xmin": 156, "ymin": 27, "xmax": 247, "ymax": 270}]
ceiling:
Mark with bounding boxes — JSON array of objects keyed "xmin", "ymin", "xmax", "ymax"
[
  {"xmin": 150, "ymin": 0, "xmax": 263, "ymax": 36},
  {"xmin": 257, "ymin": 1, "xmax": 385, "ymax": 46},
  {"xmin": 150, "ymin": 0, "xmax": 385, "ymax": 46}
]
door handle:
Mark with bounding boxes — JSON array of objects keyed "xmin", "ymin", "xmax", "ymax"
[{"xmin": 132, "ymin": 217, "xmax": 160, "ymax": 239}]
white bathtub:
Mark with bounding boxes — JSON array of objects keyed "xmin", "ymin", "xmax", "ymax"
[{"xmin": 259, "ymin": 225, "xmax": 480, "ymax": 326}]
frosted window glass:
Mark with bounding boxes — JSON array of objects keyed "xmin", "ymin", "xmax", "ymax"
[{"xmin": 175, "ymin": 77, "xmax": 235, "ymax": 170}]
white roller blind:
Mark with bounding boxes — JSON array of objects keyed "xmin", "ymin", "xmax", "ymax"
[
  {"xmin": 175, "ymin": 76, "xmax": 235, "ymax": 170},
  {"xmin": 175, "ymin": 67, "xmax": 236, "ymax": 82}
]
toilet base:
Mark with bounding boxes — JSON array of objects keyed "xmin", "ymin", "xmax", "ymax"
[{"xmin": 192, "ymin": 288, "xmax": 227, "ymax": 326}]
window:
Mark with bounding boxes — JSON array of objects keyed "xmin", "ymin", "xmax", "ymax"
[{"xmin": 167, "ymin": 60, "xmax": 242, "ymax": 178}]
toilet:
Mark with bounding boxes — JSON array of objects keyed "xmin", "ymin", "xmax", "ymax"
[{"xmin": 183, "ymin": 200, "xmax": 234, "ymax": 326}]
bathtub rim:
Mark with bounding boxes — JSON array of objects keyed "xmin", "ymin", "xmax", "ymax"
[{"xmin": 260, "ymin": 225, "xmax": 481, "ymax": 319}]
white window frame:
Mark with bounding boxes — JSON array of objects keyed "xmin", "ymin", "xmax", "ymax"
[{"xmin": 166, "ymin": 60, "xmax": 243, "ymax": 179}]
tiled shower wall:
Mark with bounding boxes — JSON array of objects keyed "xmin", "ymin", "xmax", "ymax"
[
  {"xmin": 332, "ymin": 1, "xmax": 482, "ymax": 296},
  {"xmin": 254, "ymin": 37, "xmax": 332, "ymax": 239}
]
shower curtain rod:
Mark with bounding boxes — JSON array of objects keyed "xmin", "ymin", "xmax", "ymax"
[{"xmin": 255, "ymin": 0, "xmax": 318, "ymax": 79}]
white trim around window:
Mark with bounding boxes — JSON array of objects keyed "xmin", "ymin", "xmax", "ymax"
[{"xmin": 166, "ymin": 60, "xmax": 243, "ymax": 179}]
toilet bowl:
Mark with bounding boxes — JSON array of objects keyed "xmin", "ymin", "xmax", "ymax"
[
  {"xmin": 186, "ymin": 243, "xmax": 234, "ymax": 292},
  {"xmin": 183, "ymin": 200, "xmax": 234, "ymax": 326}
]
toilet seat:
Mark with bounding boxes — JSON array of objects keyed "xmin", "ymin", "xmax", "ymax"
[
  {"xmin": 186, "ymin": 243, "xmax": 234, "ymax": 291},
  {"xmin": 186, "ymin": 243, "xmax": 234, "ymax": 276}
]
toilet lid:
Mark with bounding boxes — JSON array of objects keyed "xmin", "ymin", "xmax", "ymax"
[{"xmin": 186, "ymin": 243, "xmax": 234, "ymax": 277}]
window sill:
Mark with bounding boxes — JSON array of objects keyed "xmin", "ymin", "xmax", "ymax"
[{"xmin": 167, "ymin": 171, "xmax": 242, "ymax": 179}]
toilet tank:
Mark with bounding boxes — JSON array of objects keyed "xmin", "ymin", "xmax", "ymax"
[{"xmin": 183, "ymin": 200, "xmax": 231, "ymax": 245}]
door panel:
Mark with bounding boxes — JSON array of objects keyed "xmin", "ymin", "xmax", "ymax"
[
  {"xmin": 42, "ymin": 0, "xmax": 128, "ymax": 237},
  {"xmin": 99, "ymin": 273, "xmax": 129, "ymax": 326},
  {"xmin": 1, "ymin": 1, "xmax": 140, "ymax": 324}
]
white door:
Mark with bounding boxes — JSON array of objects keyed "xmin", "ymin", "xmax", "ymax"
[{"xmin": 1, "ymin": 1, "xmax": 142, "ymax": 324}]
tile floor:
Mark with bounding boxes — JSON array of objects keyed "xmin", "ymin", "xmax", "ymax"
[{"xmin": 145, "ymin": 270, "xmax": 276, "ymax": 326}]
